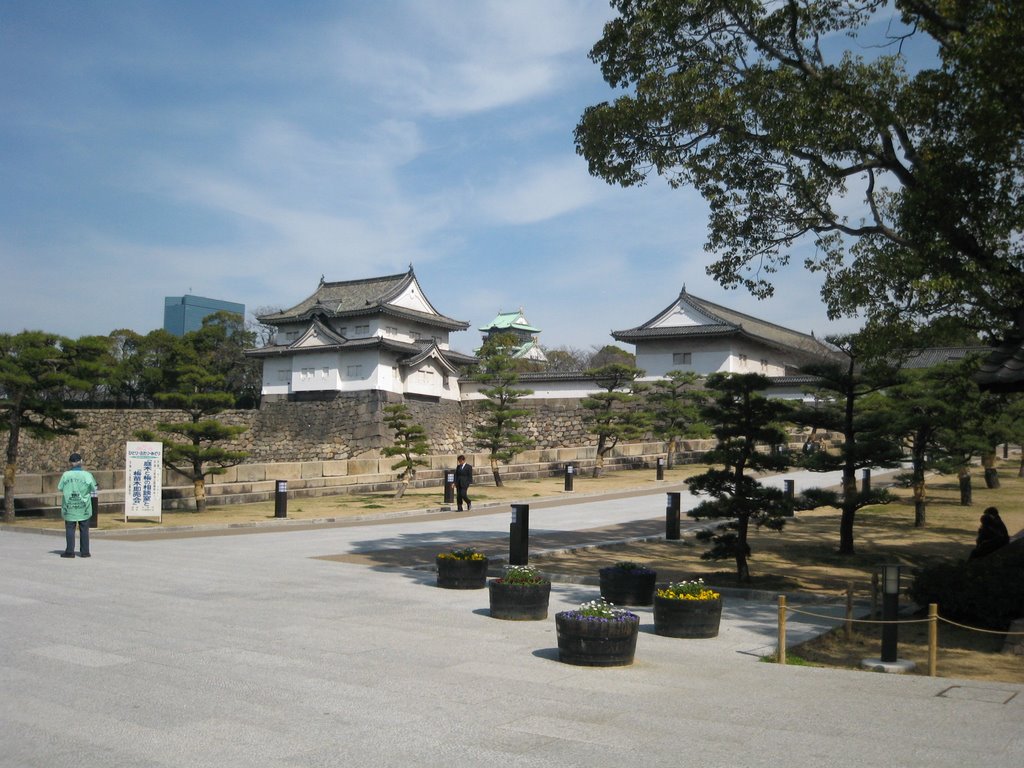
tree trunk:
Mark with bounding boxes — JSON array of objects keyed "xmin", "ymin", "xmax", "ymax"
[
  {"xmin": 734, "ymin": 515, "xmax": 751, "ymax": 583},
  {"xmin": 3, "ymin": 421, "xmax": 21, "ymax": 524},
  {"xmin": 982, "ymin": 452, "xmax": 1000, "ymax": 488},
  {"xmin": 666, "ymin": 437, "xmax": 677, "ymax": 469},
  {"xmin": 490, "ymin": 456, "xmax": 502, "ymax": 487},
  {"xmin": 912, "ymin": 444, "xmax": 926, "ymax": 527},
  {"xmin": 393, "ymin": 480, "xmax": 407, "ymax": 500},
  {"xmin": 958, "ymin": 467, "xmax": 972, "ymax": 505},
  {"xmin": 193, "ymin": 477, "xmax": 207, "ymax": 512},
  {"xmin": 838, "ymin": 468, "xmax": 858, "ymax": 555},
  {"xmin": 2, "ymin": 461, "xmax": 15, "ymax": 524}
]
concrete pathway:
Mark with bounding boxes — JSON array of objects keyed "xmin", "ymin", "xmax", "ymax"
[{"xmin": 2, "ymin": 468, "xmax": 1021, "ymax": 767}]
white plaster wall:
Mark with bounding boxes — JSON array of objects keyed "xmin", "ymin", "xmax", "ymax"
[{"xmin": 291, "ymin": 351, "xmax": 340, "ymax": 393}]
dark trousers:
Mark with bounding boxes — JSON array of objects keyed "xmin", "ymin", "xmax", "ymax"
[
  {"xmin": 65, "ymin": 520, "xmax": 90, "ymax": 556},
  {"xmin": 456, "ymin": 486, "xmax": 471, "ymax": 510}
]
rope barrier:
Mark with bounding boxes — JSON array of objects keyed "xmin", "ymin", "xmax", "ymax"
[
  {"xmin": 936, "ymin": 616, "xmax": 1024, "ymax": 635},
  {"xmin": 784, "ymin": 605, "xmax": 1024, "ymax": 634},
  {"xmin": 785, "ymin": 606, "xmax": 930, "ymax": 625}
]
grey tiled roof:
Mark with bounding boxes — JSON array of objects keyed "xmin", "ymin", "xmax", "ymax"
[
  {"xmin": 899, "ymin": 346, "xmax": 989, "ymax": 369},
  {"xmin": 612, "ymin": 289, "xmax": 837, "ymax": 361},
  {"xmin": 258, "ymin": 267, "xmax": 468, "ymax": 330}
]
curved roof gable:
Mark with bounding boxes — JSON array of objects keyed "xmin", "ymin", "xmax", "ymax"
[
  {"xmin": 258, "ymin": 266, "xmax": 468, "ymax": 330},
  {"xmin": 612, "ymin": 287, "xmax": 836, "ymax": 360},
  {"xmin": 479, "ymin": 308, "xmax": 541, "ymax": 333}
]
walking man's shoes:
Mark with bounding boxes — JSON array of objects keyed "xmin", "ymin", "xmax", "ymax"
[
  {"xmin": 80, "ymin": 553, "xmax": 91, "ymax": 558},
  {"xmin": 60, "ymin": 552, "xmax": 75, "ymax": 558}
]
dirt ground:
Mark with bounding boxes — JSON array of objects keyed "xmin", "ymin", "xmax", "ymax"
[
  {"xmin": 528, "ymin": 469, "xmax": 1024, "ymax": 684},
  {"xmin": 10, "ymin": 461, "xmax": 1023, "ymax": 682}
]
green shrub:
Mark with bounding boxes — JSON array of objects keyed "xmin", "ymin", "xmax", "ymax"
[{"xmin": 909, "ymin": 540, "xmax": 1024, "ymax": 630}]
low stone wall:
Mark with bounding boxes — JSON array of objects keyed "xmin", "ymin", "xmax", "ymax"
[
  {"xmin": 12, "ymin": 440, "xmax": 712, "ymax": 514},
  {"xmin": 11, "ymin": 394, "xmax": 600, "ymax": 474}
]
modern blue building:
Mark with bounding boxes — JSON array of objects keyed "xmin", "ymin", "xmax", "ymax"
[{"xmin": 163, "ymin": 295, "xmax": 245, "ymax": 336}]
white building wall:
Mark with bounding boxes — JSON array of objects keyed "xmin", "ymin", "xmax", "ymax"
[
  {"xmin": 405, "ymin": 360, "xmax": 457, "ymax": 399},
  {"xmin": 636, "ymin": 338, "xmax": 788, "ymax": 378},
  {"xmin": 261, "ymin": 359, "xmax": 294, "ymax": 397},
  {"xmin": 291, "ymin": 351, "xmax": 340, "ymax": 393}
]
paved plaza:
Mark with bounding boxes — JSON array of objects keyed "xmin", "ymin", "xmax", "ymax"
[{"xmin": 2, "ymin": 472, "xmax": 1022, "ymax": 767}]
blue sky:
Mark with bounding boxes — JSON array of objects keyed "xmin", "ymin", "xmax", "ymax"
[{"xmin": 1, "ymin": 0, "xmax": 864, "ymax": 353}]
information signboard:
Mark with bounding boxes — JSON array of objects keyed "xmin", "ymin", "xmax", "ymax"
[{"xmin": 124, "ymin": 442, "xmax": 163, "ymax": 521}]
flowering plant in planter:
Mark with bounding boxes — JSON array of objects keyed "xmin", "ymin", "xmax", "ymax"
[
  {"xmin": 557, "ymin": 598, "xmax": 638, "ymax": 623},
  {"xmin": 436, "ymin": 547, "xmax": 488, "ymax": 589},
  {"xmin": 600, "ymin": 561, "xmax": 656, "ymax": 575},
  {"xmin": 556, "ymin": 598, "xmax": 640, "ymax": 666},
  {"xmin": 489, "ymin": 565, "xmax": 551, "ymax": 620},
  {"xmin": 599, "ymin": 561, "xmax": 657, "ymax": 606},
  {"xmin": 657, "ymin": 579, "xmax": 720, "ymax": 601},
  {"xmin": 437, "ymin": 547, "xmax": 486, "ymax": 561},
  {"xmin": 491, "ymin": 564, "xmax": 549, "ymax": 586},
  {"xmin": 653, "ymin": 578, "xmax": 723, "ymax": 638}
]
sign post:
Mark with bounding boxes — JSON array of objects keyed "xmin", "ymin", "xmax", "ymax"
[{"xmin": 124, "ymin": 442, "xmax": 163, "ymax": 522}]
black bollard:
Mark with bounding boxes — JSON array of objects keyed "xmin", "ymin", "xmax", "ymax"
[
  {"xmin": 880, "ymin": 564, "xmax": 902, "ymax": 663},
  {"xmin": 861, "ymin": 468, "xmax": 871, "ymax": 495},
  {"xmin": 443, "ymin": 470, "xmax": 455, "ymax": 504},
  {"xmin": 89, "ymin": 485, "xmax": 99, "ymax": 528},
  {"xmin": 564, "ymin": 464, "xmax": 574, "ymax": 492},
  {"xmin": 666, "ymin": 492, "xmax": 681, "ymax": 540},
  {"xmin": 656, "ymin": 456, "xmax": 665, "ymax": 481},
  {"xmin": 783, "ymin": 479, "xmax": 794, "ymax": 500},
  {"xmin": 274, "ymin": 480, "xmax": 288, "ymax": 518},
  {"xmin": 509, "ymin": 503, "xmax": 530, "ymax": 565}
]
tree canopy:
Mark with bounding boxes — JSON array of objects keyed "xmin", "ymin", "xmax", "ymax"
[
  {"xmin": 472, "ymin": 333, "xmax": 535, "ymax": 486},
  {"xmin": 1, "ymin": 331, "xmax": 107, "ymax": 522},
  {"xmin": 576, "ymin": 1, "xmax": 1024, "ymax": 338}
]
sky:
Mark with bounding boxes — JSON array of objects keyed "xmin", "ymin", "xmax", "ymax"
[{"xmin": 1, "ymin": 0, "xmax": 867, "ymax": 354}]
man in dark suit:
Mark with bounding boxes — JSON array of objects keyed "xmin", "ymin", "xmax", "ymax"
[{"xmin": 454, "ymin": 454, "xmax": 473, "ymax": 511}]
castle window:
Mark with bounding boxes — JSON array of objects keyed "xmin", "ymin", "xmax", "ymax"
[{"xmin": 672, "ymin": 352, "xmax": 692, "ymax": 365}]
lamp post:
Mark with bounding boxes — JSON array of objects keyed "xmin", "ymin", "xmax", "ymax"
[
  {"xmin": 861, "ymin": 563, "xmax": 915, "ymax": 672},
  {"xmin": 880, "ymin": 563, "xmax": 902, "ymax": 663}
]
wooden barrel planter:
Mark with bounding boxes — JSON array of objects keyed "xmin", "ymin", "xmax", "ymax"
[
  {"xmin": 488, "ymin": 580, "xmax": 551, "ymax": 620},
  {"xmin": 653, "ymin": 595, "xmax": 723, "ymax": 638},
  {"xmin": 555, "ymin": 612, "xmax": 640, "ymax": 666},
  {"xmin": 599, "ymin": 566, "xmax": 657, "ymax": 606},
  {"xmin": 436, "ymin": 556, "xmax": 488, "ymax": 589}
]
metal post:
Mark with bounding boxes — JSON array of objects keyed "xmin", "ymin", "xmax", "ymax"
[
  {"xmin": 880, "ymin": 564, "xmax": 901, "ymax": 663},
  {"xmin": 564, "ymin": 464, "xmax": 574, "ymax": 492},
  {"xmin": 444, "ymin": 470, "xmax": 455, "ymax": 504},
  {"xmin": 89, "ymin": 485, "xmax": 99, "ymax": 528},
  {"xmin": 777, "ymin": 595, "xmax": 787, "ymax": 665},
  {"xmin": 861, "ymin": 468, "xmax": 871, "ymax": 495},
  {"xmin": 656, "ymin": 456, "xmax": 665, "ymax": 481},
  {"xmin": 666, "ymin": 492, "xmax": 681, "ymax": 540},
  {"xmin": 783, "ymin": 479, "xmax": 794, "ymax": 500},
  {"xmin": 509, "ymin": 503, "xmax": 530, "ymax": 565},
  {"xmin": 274, "ymin": 480, "xmax": 288, "ymax": 518}
]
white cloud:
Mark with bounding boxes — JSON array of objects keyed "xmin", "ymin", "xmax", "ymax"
[{"xmin": 476, "ymin": 158, "xmax": 610, "ymax": 225}]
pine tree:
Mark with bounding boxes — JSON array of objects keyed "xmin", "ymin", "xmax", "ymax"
[
  {"xmin": 686, "ymin": 373, "xmax": 794, "ymax": 583},
  {"xmin": 581, "ymin": 363, "xmax": 647, "ymax": 478},
  {"xmin": 472, "ymin": 333, "xmax": 534, "ymax": 487},
  {"xmin": 381, "ymin": 403, "xmax": 429, "ymax": 500}
]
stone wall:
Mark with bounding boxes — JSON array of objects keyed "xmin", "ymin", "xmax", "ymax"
[{"xmin": 13, "ymin": 394, "xmax": 596, "ymax": 474}]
